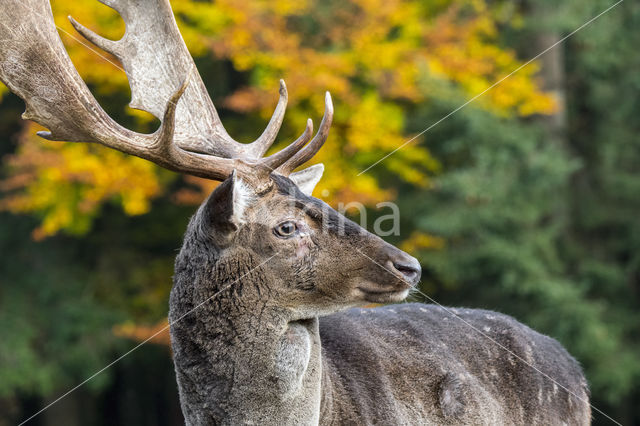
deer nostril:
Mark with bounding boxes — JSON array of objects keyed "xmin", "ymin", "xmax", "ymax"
[
  {"xmin": 390, "ymin": 259, "xmax": 421, "ymax": 283},
  {"xmin": 382, "ymin": 246, "xmax": 422, "ymax": 284}
]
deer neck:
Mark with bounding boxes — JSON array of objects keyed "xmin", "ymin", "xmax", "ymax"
[{"xmin": 170, "ymin": 250, "xmax": 323, "ymax": 424}]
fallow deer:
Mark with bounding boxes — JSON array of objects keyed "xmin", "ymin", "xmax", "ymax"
[{"xmin": 0, "ymin": 0, "xmax": 591, "ymax": 424}]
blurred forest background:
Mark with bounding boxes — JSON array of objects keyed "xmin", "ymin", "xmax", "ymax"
[{"xmin": 0, "ymin": 0, "xmax": 638, "ymax": 424}]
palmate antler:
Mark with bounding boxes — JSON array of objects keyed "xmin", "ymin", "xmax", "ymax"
[{"xmin": 0, "ymin": 0, "xmax": 332, "ymax": 184}]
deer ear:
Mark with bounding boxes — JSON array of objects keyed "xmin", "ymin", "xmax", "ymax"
[
  {"xmin": 289, "ymin": 164, "xmax": 324, "ymax": 196},
  {"xmin": 203, "ymin": 170, "xmax": 256, "ymax": 235}
]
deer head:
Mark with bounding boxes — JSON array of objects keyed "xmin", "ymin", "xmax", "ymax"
[
  {"xmin": 183, "ymin": 170, "xmax": 421, "ymax": 320},
  {"xmin": 0, "ymin": 0, "xmax": 420, "ymax": 316}
]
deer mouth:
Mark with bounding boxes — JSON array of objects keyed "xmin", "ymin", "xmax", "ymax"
[{"xmin": 356, "ymin": 286, "xmax": 410, "ymax": 303}]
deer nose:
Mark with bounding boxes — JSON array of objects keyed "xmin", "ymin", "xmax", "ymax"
[{"xmin": 386, "ymin": 252, "xmax": 422, "ymax": 285}]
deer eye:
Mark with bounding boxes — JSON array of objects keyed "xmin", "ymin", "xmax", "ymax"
[{"xmin": 274, "ymin": 221, "xmax": 298, "ymax": 238}]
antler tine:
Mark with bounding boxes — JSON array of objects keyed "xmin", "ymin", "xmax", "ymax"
[
  {"xmin": 277, "ymin": 92, "xmax": 334, "ymax": 176},
  {"xmin": 156, "ymin": 66, "xmax": 194, "ymax": 153},
  {"xmin": 68, "ymin": 16, "xmax": 121, "ymax": 56},
  {"xmin": 261, "ymin": 118, "xmax": 314, "ymax": 172},
  {"xmin": 249, "ymin": 80, "xmax": 288, "ymax": 158}
]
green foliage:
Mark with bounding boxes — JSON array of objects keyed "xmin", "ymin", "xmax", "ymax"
[
  {"xmin": 0, "ymin": 213, "xmax": 120, "ymax": 396},
  {"xmin": 564, "ymin": 0, "xmax": 640, "ymax": 408},
  {"xmin": 0, "ymin": 197, "xmax": 188, "ymax": 402},
  {"xmin": 403, "ymin": 1, "xmax": 640, "ymax": 422}
]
